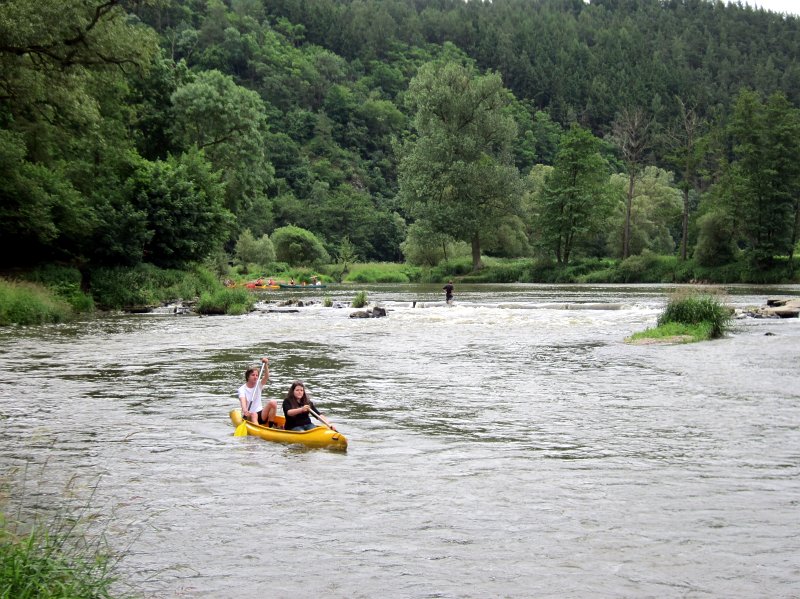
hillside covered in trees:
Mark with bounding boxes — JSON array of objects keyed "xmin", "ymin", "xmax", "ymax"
[{"xmin": 2, "ymin": 0, "xmax": 799, "ymax": 280}]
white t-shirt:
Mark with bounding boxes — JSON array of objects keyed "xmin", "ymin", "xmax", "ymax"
[{"xmin": 238, "ymin": 383, "xmax": 263, "ymax": 413}]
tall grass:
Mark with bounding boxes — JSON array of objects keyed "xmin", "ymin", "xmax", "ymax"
[
  {"xmin": 0, "ymin": 279, "xmax": 72, "ymax": 326},
  {"xmin": 1, "ymin": 470, "xmax": 131, "ymax": 599},
  {"xmin": 196, "ymin": 287, "xmax": 254, "ymax": 315},
  {"xmin": 23, "ymin": 265, "xmax": 95, "ymax": 313},
  {"xmin": 351, "ymin": 290, "xmax": 368, "ymax": 308},
  {"xmin": 657, "ymin": 291, "xmax": 732, "ymax": 339}
]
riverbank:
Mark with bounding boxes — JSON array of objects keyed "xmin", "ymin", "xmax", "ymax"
[{"xmin": 2, "ymin": 255, "xmax": 799, "ymax": 325}]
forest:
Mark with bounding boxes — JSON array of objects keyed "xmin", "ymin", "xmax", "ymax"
[{"xmin": 2, "ymin": 0, "xmax": 800, "ymax": 282}]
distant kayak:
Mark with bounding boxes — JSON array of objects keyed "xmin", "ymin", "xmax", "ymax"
[
  {"xmin": 230, "ymin": 409, "xmax": 347, "ymax": 450},
  {"xmin": 278, "ymin": 283, "xmax": 327, "ymax": 289},
  {"xmin": 244, "ymin": 283, "xmax": 280, "ymax": 290}
]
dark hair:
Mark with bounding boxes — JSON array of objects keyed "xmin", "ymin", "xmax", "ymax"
[{"xmin": 284, "ymin": 380, "xmax": 308, "ymax": 406}]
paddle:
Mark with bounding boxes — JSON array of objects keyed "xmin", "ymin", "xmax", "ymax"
[
  {"xmin": 234, "ymin": 361, "xmax": 265, "ymax": 437},
  {"xmin": 309, "ymin": 406, "xmax": 336, "ymax": 432}
]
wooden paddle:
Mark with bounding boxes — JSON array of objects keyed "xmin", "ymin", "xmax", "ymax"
[
  {"xmin": 233, "ymin": 361, "xmax": 265, "ymax": 437},
  {"xmin": 309, "ymin": 406, "xmax": 336, "ymax": 431}
]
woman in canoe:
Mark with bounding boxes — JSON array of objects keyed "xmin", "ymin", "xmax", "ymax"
[
  {"xmin": 282, "ymin": 381, "xmax": 337, "ymax": 432},
  {"xmin": 239, "ymin": 357, "xmax": 279, "ymax": 428}
]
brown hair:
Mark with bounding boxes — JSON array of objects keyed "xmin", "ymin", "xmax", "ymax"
[{"xmin": 284, "ymin": 380, "xmax": 308, "ymax": 408}]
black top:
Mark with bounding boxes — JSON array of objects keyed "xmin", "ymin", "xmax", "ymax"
[
  {"xmin": 282, "ymin": 398, "xmax": 319, "ymax": 430},
  {"xmin": 443, "ymin": 283, "xmax": 454, "ymax": 299}
]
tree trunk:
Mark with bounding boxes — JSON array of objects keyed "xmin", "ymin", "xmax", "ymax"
[
  {"xmin": 623, "ymin": 171, "xmax": 635, "ymax": 259},
  {"xmin": 471, "ymin": 233, "xmax": 484, "ymax": 271},
  {"xmin": 681, "ymin": 187, "xmax": 689, "ymax": 261},
  {"xmin": 790, "ymin": 197, "xmax": 800, "ymax": 274}
]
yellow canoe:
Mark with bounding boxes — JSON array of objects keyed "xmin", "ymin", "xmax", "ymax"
[{"xmin": 229, "ymin": 409, "xmax": 347, "ymax": 451}]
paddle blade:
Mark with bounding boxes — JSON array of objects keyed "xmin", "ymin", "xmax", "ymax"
[{"xmin": 233, "ymin": 421, "xmax": 248, "ymax": 437}]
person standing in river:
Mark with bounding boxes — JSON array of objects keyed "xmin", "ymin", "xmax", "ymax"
[
  {"xmin": 443, "ymin": 280, "xmax": 454, "ymax": 305},
  {"xmin": 238, "ymin": 357, "xmax": 279, "ymax": 428}
]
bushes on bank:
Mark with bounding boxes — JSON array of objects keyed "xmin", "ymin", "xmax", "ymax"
[
  {"xmin": 88, "ymin": 264, "xmax": 219, "ymax": 310},
  {"xmin": 0, "ymin": 279, "xmax": 72, "ymax": 325}
]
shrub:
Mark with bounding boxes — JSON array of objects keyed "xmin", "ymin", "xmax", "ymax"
[
  {"xmin": 22, "ymin": 265, "xmax": 94, "ymax": 313},
  {"xmin": 196, "ymin": 288, "xmax": 254, "ymax": 315},
  {"xmin": 351, "ymin": 290, "xmax": 368, "ymax": 308},
  {"xmin": 235, "ymin": 229, "xmax": 276, "ymax": 267},
  {"xmin": 347, "ymin": 268, "xmax": 409, "ymax": 283},
  {"xmin": 694, "ymin": 210, "xmax": 737, "ymax": 267},
  {"xmin": 0, "ymin": 279, "xmax": 72, "ymax": 325},
  {"xmin": 89, "ymin": 264, "xmax": 220, "ymax": 310},
  {"xmin": 271, "ymin": 225, "xmax": 330, "ymax": 266},
  {"xmin": 658, "ymin": 292, "xmax": 731, "ymax": 338}
]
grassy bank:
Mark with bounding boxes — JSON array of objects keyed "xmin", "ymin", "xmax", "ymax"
[
  {"xmin": 628, "ymin": 291, "xmax": 732, "ymax": 344},
  {"xmin": 1, "ymin": 264, "xmax": 256, "ymax": 325},
  {"xmin": 0, "ymin": 279, "xmax": 73, "ymax": 326}
]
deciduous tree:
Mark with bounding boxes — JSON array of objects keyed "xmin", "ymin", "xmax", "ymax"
[{"xmin": 397, "ymin": 60, "xmax": 521, "ymax": 271}]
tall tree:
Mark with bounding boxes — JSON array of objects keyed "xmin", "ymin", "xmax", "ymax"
[
  {"xmin": 727, "ymin": 90, "xmax": 800, "ymax": 267},
  {"xmin": 535, "ymin": 124, "xmax": 612, "ymax": 265},
  {"xmin": 169, "ymin": 70, "xmax": 274, "ymax": 219},
  {"xmin": 663, "ymin": 98, "xmax": 707, "ymax": 260},
  {"xmin": 397, "ymin": 60, "xmax": 521, "ymax": 270},
  {"xmin": 611, "ymin": 107, "xmax": 653, "ymax": 259}
]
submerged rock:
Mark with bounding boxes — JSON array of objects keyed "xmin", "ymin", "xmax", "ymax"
[{"xmin": 349, "ymin": 306, "xmax": 387, "ymax": 318}]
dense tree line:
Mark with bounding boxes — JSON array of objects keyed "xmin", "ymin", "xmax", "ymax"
[{"xmin": 1, "ymin": 0, "xmax": 799, "ymax": 276}]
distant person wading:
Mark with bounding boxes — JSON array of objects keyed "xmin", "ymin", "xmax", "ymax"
[{"xmin": 443, "ymin": 280, "xmax": 454, "ymax": 305}]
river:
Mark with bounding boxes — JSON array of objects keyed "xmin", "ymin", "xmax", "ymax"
[{"xmin": 1, "ymin": 283, "xmax": 799, "ymax": 598}]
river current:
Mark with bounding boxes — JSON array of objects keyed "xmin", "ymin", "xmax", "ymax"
[{"xmin": 1, "ymin": 283, "xmax": 799, "ymax": 598}]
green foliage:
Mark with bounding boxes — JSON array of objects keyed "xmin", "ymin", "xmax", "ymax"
[
  {"xmin": 0, "ymin": 468, "xmax": 132, "ymax": 599},
  {"xmin": 23, "ymin": 265, "xmax": 94, "ymax": 313},
  {"xmin": 719, "ymin": 90, "xmax": 800, "ymax": 267},
  {"xmin": 534, "ymin": 124, "xmax": 612, "ymax": 264},
  {"xmin": 628, "ymin": 321, "xmax": 713, "ymax": 344},
  {"xmin": 400, "ymin": 222, "xmax": 470, "ymax": 267},
  {"xmin": 235, "ymin": 229, "xmax": 276, "ymax": 267},
  {"xmin": 346, "ymin": 269, "xmax": 409, "ymax": 283},
  {"xmin": 323, "ymin": 294, "xmax": 333, "ymax": 307},
  {"xmin": 196, "ymin": 288, "xmax": 253, "ymax": 315},
  {"xmin": 614, "ymin": 252, "xmax": 678, "ymax": 283},
  {"xmin": 271, "ymin": 225, "xmax": 330, "ymax": 266},
  {"xmin": 88, "ymin": 264, "xmax": 218, "ymax": 310},
  {"xmin": 4, "ymin": 0, "xmax": 800, "ymax": 278},
  {"xmin": 658, "ymin": 292, "xmax": 732, "ymax": 339},
  {"xmin": 340, "ymin": 262, "xmax": 419, "ymax": 283},
  {"xmin": 694, "ymin": 210, "xmax": 738, "ymax": 267},
  {"xmin": 606, "ymin": 167, "xmax": 683, "ymax": 258},
  {"xmin": 124, "ymin": 150, "xmax": 234, "ymax": 268},
  {"xmin": 0, "ymin": 279, "xmax": 72, "ymax": 326},
  {"xmin": 0, "ymin": 131, "xmax": 93, "ymax": 266},
  {"xmin": 336, "ymin": 236, "xmax": 359, "ymax": 267},
  {"xmin": 397, "ymin": 60, "xmax": 522, "ymax": 271},
  {"xmin": 169, "ymin": 69, "xmax": 274, "ymax": 215},
  {"xmin": 351, "ymin": 290, "xmax": 368, "ymax": 308}
]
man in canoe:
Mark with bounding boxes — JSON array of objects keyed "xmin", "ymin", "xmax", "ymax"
[
  {"xmin": 238, "ymin": 357, "xmax": 279, "ymax": 428},
  {"xmin": 282, "ymin": 381, "xmax": 337, "ymax": 431}
]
